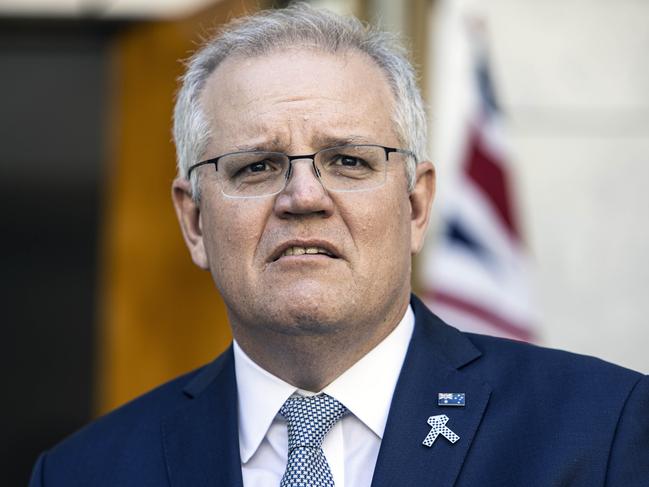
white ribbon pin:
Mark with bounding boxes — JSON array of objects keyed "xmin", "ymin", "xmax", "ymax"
[{"xmin": 422, "ymin": 414, "xmax": 460, "ymax": 447}]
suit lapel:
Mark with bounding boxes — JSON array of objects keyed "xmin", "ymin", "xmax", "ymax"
[
  {"xmin": 371, "ymin": 296, "xmax": 492, "ymax": 487},
  {"xmin": 161, "ymin": 348, "xmax": 244, "ymax": 487}
]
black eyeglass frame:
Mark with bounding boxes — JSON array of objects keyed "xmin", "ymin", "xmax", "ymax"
[{"xmin": 186, "ymin": 144, "xmax": 417, "ymax": 180}]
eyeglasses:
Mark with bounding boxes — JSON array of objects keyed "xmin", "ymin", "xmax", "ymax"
[{"xmin": 187, "ymin": 144, "xmax": 415, "ymax": 198}]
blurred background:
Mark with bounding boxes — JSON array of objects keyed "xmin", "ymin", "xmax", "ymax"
[{"xmin": 2, "ymin": 0, "xmax": 648, "ymax": 483}]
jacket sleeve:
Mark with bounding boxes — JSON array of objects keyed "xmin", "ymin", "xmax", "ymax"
[
  {"xmin": 29, "ymin": 452, "xmax": 46, "ymax": 487},
  {"xmin": 605, "ymin": 375, "xmax": 649, "ymax": 486}
]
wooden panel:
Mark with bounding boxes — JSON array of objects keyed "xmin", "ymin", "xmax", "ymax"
[{"xmin": 97, "ymin": 0, "xmax": 263, "ymax": 414}]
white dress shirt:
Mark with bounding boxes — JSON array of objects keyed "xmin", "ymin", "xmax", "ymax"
[{"xmin": 233, "ymin": 305, "xmax": 415, "ymax": 487}]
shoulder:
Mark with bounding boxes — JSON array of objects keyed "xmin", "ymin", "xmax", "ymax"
[
  {"xmin": 466, "ymin": 332, "xmax": 648, "ymax": 439},
  {"xmin": 30, "ymin": 350, "xmax": 234, "ymax": 486},
  {"xmin": 465, "ymin": 331, "xmax": 645, "ymax": 396},
  {"xmin": 410, "ymin": 294, "xmax": 645, "ymax": 396},
  {"xmin": 56, "ymin": 367, "xmax": 201, "ymax": 449},
  {"xmin": 411, "ymin": 294, "xmax": 648, "ymax": 446}
]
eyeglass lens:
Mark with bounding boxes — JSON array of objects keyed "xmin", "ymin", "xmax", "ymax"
[{"xmin": 217, "ymin": 145, "xmax": 389, "ymax": 198}]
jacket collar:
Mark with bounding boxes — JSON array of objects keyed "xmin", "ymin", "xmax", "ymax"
[
  {"xmin": 370, "ymin": 295, "xmax": 491, "ymax": 487},
  {"xmin": 162, "ymin": 347, "xmax": 244, "ymax": 487}
]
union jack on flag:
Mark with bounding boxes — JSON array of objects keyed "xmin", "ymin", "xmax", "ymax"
[{"xmin": 438, "ymin": 393, "xmax": 466, "ymax": 406}]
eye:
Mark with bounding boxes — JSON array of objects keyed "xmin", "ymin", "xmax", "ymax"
[
  {"xmin": 333, "ymin": 155, "xmax": 368, "ymax": 168},
  {"xmin": 235, "ymin": 158, "xmax": 281, "ymax": 177},
  {"xmin": 245, "ymin": 161, "xmax": 271, "ymax": 173}
]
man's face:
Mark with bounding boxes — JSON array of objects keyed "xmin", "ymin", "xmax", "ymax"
[{"xmin": 173, "ymin": 48, "xmax": 434, "ymax": 346}]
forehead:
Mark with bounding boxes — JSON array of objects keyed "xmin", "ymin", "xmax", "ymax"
[{"xmin": 199, "ymin": 47, "xmax": 398, "ymax": 153}]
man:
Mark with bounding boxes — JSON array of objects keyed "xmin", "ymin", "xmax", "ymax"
[{"xmin": 31, "ymin": 4, "xmax": 648, "ymax": 486}]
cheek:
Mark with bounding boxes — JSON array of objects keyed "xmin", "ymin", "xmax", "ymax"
[
  {"xmin": 345, "ymin": 190, "xmax": 411, "ymax": 264},
  {"xmin": 200, "ymin": 201, "xmax": 267, "ymax": 278},
  {"xmin": 380, "ymin": 198, "xmax": 412, "ymax": 264}
]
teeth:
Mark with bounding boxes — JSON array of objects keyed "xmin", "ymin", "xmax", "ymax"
[{"xmin": 282, "ymin": 246, "xmax": 332, "ymax": 257}]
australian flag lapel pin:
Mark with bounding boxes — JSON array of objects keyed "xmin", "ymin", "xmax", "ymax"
[{"xmin": 438, "ymin": 392, "xmax": 466, "ymax": 407}]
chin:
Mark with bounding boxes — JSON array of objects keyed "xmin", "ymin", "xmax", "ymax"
[
  {"xmin": 260, "ymin": 288, "xmax": 350, "ymax": 336},
  {"xmin": 277, "ymin": 301, "xmax": 341, "ymax": 333}
]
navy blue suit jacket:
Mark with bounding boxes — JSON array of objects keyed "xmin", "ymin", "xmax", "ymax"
[{"xmin": 30, "ymin": 296, "xmax": 649, "ymax": 486}]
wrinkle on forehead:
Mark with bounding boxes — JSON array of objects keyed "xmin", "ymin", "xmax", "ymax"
[
  {"xmin": 244, "ymin": 94, "xmax": 345, "ymax": 107},
  {"xmin": 235, "ymin": 133, "xmax": 378, "ymax": 154}
]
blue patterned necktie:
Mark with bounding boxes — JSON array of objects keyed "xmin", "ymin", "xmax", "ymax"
[{"xmin": 279, "ymin": 393, "xmax": 348, "ymax": 487}]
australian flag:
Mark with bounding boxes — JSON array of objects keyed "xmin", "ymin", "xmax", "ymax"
[{"xmin": 438, "ymin": 393, "xmax": 466, "ymax": 407}]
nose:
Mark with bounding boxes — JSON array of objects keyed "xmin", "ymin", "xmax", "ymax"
[{"xmin": 273, "ymin": 159, "xmax": 334, "ymax": 218}]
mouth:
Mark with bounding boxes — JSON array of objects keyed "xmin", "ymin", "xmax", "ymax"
[{"xmin": 270, "ymin": 241, "xmax": 340, "ymax": 262}]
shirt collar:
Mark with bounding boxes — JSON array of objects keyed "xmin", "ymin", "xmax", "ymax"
[
  {"xmin": 234, "ymin": 339, "xmax": 296, "ymax": 464},
  {"xmin": 322, "ymin": 305, "xmax": 414, "ymax": 438},
  {"xmin": 233, "ymin": 305, "xmax": 415, "ymax": 463}
]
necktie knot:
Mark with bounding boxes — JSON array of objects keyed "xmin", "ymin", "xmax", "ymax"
[{"xmin": 280, "ymin": 393, "xmax": 348, "ymax": 450}]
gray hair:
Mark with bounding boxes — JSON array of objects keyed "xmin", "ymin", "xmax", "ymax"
[{"xmin": 173, "ymin": 2, "xmax": 427, "ymax": 198}]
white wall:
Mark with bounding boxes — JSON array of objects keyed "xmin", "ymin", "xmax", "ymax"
[{"xmin": 428, "ymin": 0, "xmax": 649, "ymax": 372}]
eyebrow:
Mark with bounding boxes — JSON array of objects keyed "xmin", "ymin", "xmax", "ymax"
[
  {"xmin": 234, "ymin": 134, "xmax": 374, "ymax": 154},
  {"xmin": 311, "ymin": 134, "xmax": 373, "ymax": 149},
  {"xmin": 234, "ymin": 140, "xmax": 281, "ymax": 153}
]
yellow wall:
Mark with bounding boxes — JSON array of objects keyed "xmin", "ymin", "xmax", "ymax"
[{"xmin": 97, "ymin": 0, "xmax": 262, "ymax": 415}]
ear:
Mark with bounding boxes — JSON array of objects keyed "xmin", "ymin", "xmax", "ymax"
[
  {"xmin": 409, "ymin": 161, "xmax": 436, "ymax": 255},
  {"xmin": 171, "ymin": 178, "xmax": 209, "ymax": 269}
]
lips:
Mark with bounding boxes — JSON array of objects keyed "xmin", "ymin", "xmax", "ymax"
[{"xmin": 270, "ymin": 240, "xmax": 340, "ymax": 262}]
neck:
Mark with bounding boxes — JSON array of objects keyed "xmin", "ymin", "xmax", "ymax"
[{"xmin": 231, "ymin": 296, "xmax": 410, "ymax": 391}]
